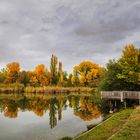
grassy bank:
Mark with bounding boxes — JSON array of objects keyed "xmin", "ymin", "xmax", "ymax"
[
  {"xmin": 74, "ymin": 108, "xmax": 134, "ymax": 140},
  {"xmin": 110, "ymin": 106, "xmax": 140, "ymax": 140}
]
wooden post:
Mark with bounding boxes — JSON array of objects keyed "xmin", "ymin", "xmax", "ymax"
[
  {"xmin": 109, "ymin": 100, "xmax": 113, "ymax": 113},
  {"xmin": 120, "ymin": 92, "xmax": 124, "ymax": 102},
  {"xmin": 115, "ymin": 100, "xmax": 117, "ymax": 107},
  {"xmin": 124, "ymin": 100, "xmax": 127, "ymax": 108}
]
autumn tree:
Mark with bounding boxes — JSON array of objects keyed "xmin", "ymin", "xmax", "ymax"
[
  {"xmin": 5, "ymin": 62, "xmax": 20, "ymax": 83},
  {"xmin": 50, "ymin": 55, "xmax": 58, "ymax": 85},
  {"xmin": 73, "ymin": 61, "xmax": 103, "ymax": 86},
  {"xmin": 30, "ymin": 64, "xmax": 51, "ymax": 87},
  {"xmin": 29, "ymin": 71, "xmax": 39, "ymax": 87}
]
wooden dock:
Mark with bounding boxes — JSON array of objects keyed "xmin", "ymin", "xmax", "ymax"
[
  {"xmin": 101, "ymin": 91, "xmax": 140, "ymax": 102},
  {"xmin": 101, "ymin": 91, "xmax": 140, "ymax": 110}
]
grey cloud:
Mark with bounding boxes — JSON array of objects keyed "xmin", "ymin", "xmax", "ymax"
[{"xmin": 0, "ymin": 0, "xmax": 140, "ymax": 73}]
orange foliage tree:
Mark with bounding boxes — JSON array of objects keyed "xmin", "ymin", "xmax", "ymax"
[
  {"xmin": 30, "ymin": 64, "xmax": 51, "ymax": 87},
  {"xmin": 5, "ymin": 62, "xmax": 20, "ymax": 83}
]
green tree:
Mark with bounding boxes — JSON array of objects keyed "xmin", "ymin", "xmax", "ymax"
[
  {"xmin": 50, "ymin": 54, "xmax": 58, "ymax": 85},
  {"xmin": 19, "ymin": 71, "xmax": 30, "ymax": 86},
  {"xmin": 67, "ymin": 74, "xmax": 73, "ymax": 87},
  {"xmin": 117, "ymin": 45, "xmax": 140, "ymax": 84},
  {"xmin": 98, "ymin": 60, "xmax": 126, "ymax": 91},
  {"xmin": 72, "ymin": 67, "xmax": 80, "ymax": 86},
  {"xmin": 99, "ymin": 45, "xmax": 140, "ymax": 91},
  {"xmin": 62, "ymin": 71, "xmax": 68, "ymax": 81},
  {"xmin": 58, "ymin": 62, "xmax": 63, "ymax": 84}
]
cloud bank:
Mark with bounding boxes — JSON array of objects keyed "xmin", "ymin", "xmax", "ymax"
[{"xmin": 0, "ymin": 0, "xmax": 140, "ymax": 72}]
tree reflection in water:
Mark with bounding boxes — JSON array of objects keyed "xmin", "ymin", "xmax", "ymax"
[
  {"xmin": 4, "ymin": 100, "xmax": 18, "ymax": 118},
  {"xmin": 0, "ymin": 94, "xmax": 101, "ymax": 128}
]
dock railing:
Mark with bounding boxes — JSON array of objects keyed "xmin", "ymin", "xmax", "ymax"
[{"xmin": 101, "ymin": 91, "xmax": 140, "ymax": 102}]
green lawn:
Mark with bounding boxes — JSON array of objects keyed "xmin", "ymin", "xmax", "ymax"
[
  {"xmin": 74, "ymin": 108, "xmax": 134, "ymax": 140},
  {"xmin": 110, "ymin": 106, "xmax": 140, "ymax": 140}
]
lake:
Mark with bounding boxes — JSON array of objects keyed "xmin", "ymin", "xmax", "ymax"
[{"xmin": 0, "ymin": 93, "xmax": 103, "ymax": 140}]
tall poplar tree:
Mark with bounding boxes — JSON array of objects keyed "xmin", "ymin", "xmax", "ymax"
[
  {"xmin": 58, "ymin": 62, "xmax": 63, "ymax": 83},
  {"xmin": 50, "ymin": 54, "xmax": 58, "ymax": 85}
]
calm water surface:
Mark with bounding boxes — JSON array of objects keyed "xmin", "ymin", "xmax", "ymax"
[{"xmin": 0, "ymin": 93, "xmax": 103, "ymax": 140}]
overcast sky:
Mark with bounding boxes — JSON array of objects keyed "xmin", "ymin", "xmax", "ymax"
[{"xmin": 0, "ymin": 0, "xmax": 140, "ymax": 73}]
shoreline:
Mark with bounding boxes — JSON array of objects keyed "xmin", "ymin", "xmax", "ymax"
[
  {"xmin": 73, "ymin": 106, "xmax": 140, "ymax": 140},
  {"xmin": 0, "ymin": 85, "xmax": 93, "ymax": 94}
]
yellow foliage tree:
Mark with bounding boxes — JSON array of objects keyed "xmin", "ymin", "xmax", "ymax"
[{"xmin": 73, "ymin": 61, "xmax": 104, "ymax": 86}]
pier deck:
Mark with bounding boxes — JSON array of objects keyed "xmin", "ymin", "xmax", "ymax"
[{"xmin": 101, "ymin": 91, "xmax": 140, "ymax": 102}]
